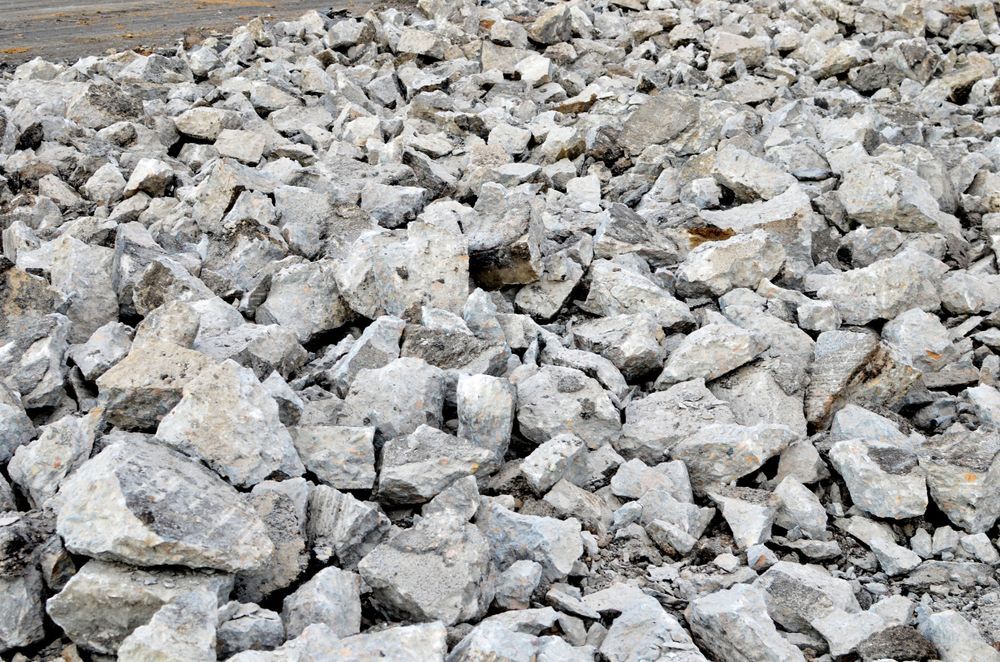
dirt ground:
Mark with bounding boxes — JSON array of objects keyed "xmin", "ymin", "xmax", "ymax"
[{"xmin": 0, "ymin": 0, "xmax": 371, "ymax": 66}]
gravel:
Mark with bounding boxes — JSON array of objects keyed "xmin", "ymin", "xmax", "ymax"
[{"xmin": 2, "ymin": 0, "xmax": 1000, "ymax": 659}]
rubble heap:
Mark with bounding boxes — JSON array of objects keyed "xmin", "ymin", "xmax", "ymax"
[{"xmin": 2, "ymin": 0, "xmax": 1000, "ymax": 659}]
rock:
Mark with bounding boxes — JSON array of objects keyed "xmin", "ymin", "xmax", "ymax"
[
  {"xmin": 46, "ymin": 560, "xmax": 232, "ymax": 655},
  {"xmin": 711, "ymin": 146, "xmax": 797, "ymax": 202},
  {"xmin": 571, "ymin": 313, "xmax": 664, "ymax": 379},
  {"xmin": 282, "ymin": 567, "xmax": 361, "ymax": 639},
  {"xmin": 618, "ymin": 379, "xmax": 735, "ymax": 464},
  {"xmin": 0, "ymin": 567, "xmax": 45, "ymax": 653},
  {"xmin": 773, "ymin": 477, "xmax": 827, "ymax": 539},
  {"xmin": 677, "ymin": 231, "xmax": 786, "ymax": 297},
  {"xmin": 257, "ymin": 260, "xmax": 353, "ymax": 344},
  {"xmin": 343, "ymin": 357, "xmax": 445, "ymax": 440},
  {"xmin": 755, "ymin": 561, "xmax": 860, "ymax": 635},
  {"xmin": 0, "ymin": 383, "xmax": 34, "ymax": 464},
  {"xmin": 708, "ymin": 487, "xmax": 780, "ymax": 550},
  {"xmin": 688, "ymin": 584, "xmax": 805, "ymax": 662},
  {"xmin": 234, "ymin": 479, "xmax": 310, "ymax": 603},
  {"xmin": 516, "ymin": 365, "xmax": 620, "ymax": 449},
  {"xmin": 68, "ymin": 321, "xmax": 133, "ymax": 380},
  {"xmin": 378, "ymin": 425, "xmax": 493, "ymax": 503},
  {"xmin": 307, "ymin": 485, "xmax": 390, "ymax": 567},
  {"xmin": 292, "ymin": 425, "xmax": 375, "ymax": 490},
  {"xmin": 520, "ymin": 434, "xmax": 586, "ymax": 494},
  {"xmin": 54, "ymin": 439, "xmax": 273, "ymax": 571},
  {"xmin": 857, "ymin": 625, "xmax": 938, "ymax": 662},
  {"xmin": 215, "ymin": 129, "xmax": 266, "ymax": 165},
  {"xmin": 456, "ymin": 374, "xmax": 516, "ymax": 471},
  {"xmin": 580, "ymin": 259, "xmax": 694, "ymax": 330},
  {"xmin": 156, "ymin": 359, "xmax": 304, "ymax": 487},
  {"xmin": 8, "ymin": 411, "xmax": 98, "ymax": 508},
  {"xmin": 477, "ymin": 502, "xmax": 582, "ymax": 584},
  {"xmin": 829, "ymin": 439, "xmax": 927, "ymax": 519},
  {"xmin": 670, "ymin": 423, "xmax": 799, "ymax": 493},
  {"xmin": 918, "ymin": 610, "xmax": 1000, "ymax": 662},
  {"xmin": 654, "ymin": 324, "xmax": 767, "ymax": 388},
  {"xmin": 327, "ymin": 315, "xmax": 405, "ymax": 395},
  {"xmin": 918, "ymin": 428, "xmax": 1000, "ymax": 533},
  {"xmin": 117, "ymin": 591, "xmax": 217, "ymax": 662},
  {"xmin": 842, "ymin": 517, "xmax": 922, "ymax": 576},
  {"xmin": 96, "ymin": 340, "xmax": 214, "ymax": 429},
  {"xmin": 805, "ymin": 330, "xmax": 920, "ymax": 428},
  {"xmin": 123, "ymin": 158, "xmax": 174, "ymax": 198},
  {"xmin": 805, "ymin": 251, "xmax": 948, "ymax": 326},
  {"xmin": 217, "ymin": 602, "xmax": 285, "ymax": 658},
  {"xmin": 358, "ymin": 514, "xmax": 492, "ymax": 625},
  {"xmin": 494, "ymin": 561, "xmax": 543, "ymax": 610}
]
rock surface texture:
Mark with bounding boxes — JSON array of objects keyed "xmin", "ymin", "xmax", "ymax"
[{"xmin": 0, "ymin": 0, "xmax": 999, "ymax": 659}]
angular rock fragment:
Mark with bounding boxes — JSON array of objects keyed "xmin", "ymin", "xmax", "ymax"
[
  {"xmin": 516, "ymin": 365, "xmax": 620, "ymax": 449},
  {"xmin": 117, "ymin": 591, "xmax": 217, "ymax": 662},
  {"xmin": 829, "ymin": 439, "xmax": 927, "ymax": 519},
  {"xmin": 358, "ymin": 514, "xmax": 492, "ymax": 625},
  {"xmin": 282, "ymin": 567, "xmax": 361, "ymax": 638},
  {"xmin": 378, "ymin": 425, "xmax": 492, "ymax": 503},
  {"xmin": 688, "ymin": 584, "xmax": 805, "ymax": 662},
  {"xmin": 54, "ymin": 439, "xmax": 273, "ymax": 571},
  {"xmin": 670, "ymin": 423, "xmax": 799, "ymax": 493},
  {"xmin": 46, "ymin": 560, "xmax": 232, "ymax": 655},
  {"xmin": 655, "ymin": 324, "xmax": 767, "ymax": 388}
]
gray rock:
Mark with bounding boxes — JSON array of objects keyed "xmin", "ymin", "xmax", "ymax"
[
  {"xmin": 918, "ymin": 610, "xmax": 1000, "ymax": 662},
  {"xmin": 46, "ymin": 560, "xmax": 233, "ymax": 655},
  {"xmin": 829, "ymin": 439, "xmax": 928, "ymax": 519},
  {"xmin": 688, "ymin": 584, "xmax": 805, "ymax": 662},
  {"xmin": 0, "ymin": 566, "xmax": 45, "ymax": 653},
  {"xmin": 292, "ymin": 425, "xmax": 375, "ymax": 490},
  {"xmin": 156, "ymin": 359, "xmax": 304, "ymax": 487},
  {"xmin": 379, "ymin": 425, "xmax": 493, "ymax": 504},
  {"xmin": 234, "ymin": 479, "xmax": 310, "ymax": 603},
  {"xmin": 805, "ymin": 250, "xmax": 948, "ymax": 326},
  {"xmin": 359, "ymin": 514, "xmax": 492, "ymax": 625},
  {"xmin": 521, "ymin": 433, "xmax": 586, "ymax": 494},
  {"xmin": 754, "ymin": 561, "xmax": 860, "ymax": 635},
  {"xmin": 282, "ymin": 567, "xmax": 361, "ymax": 639},
  {"xmin": 54, "ymin": 439, "xmax": 273, "ymax": 571},
  {"xmin": 494, "ymin": 560, "xmax": 543, "ymax": 610},
  {"xmin": 708, "ymin": 487, "xmax": 780, "ymax": 550},
  {"xmin": 69, "ymin": 321, "xmax": 133, "ymax": 381},
  {"xmin": 571, "ymin": 313, "xmax": 664, "ymax": 379},
  {"xmin": 257, "ymin": 260, "xmax": 353, "ymax": 344},
  {"xmin": 516, "ymin": 365, "xmax": 620, "ymax": 449},
  {"xmin": 8, "ymin": 411, "xmax": 98, "ymax": 508},
  {"xmin": 580, "ymin": 259, "xmax": 694, "ymax": 330},
  {"xmin": 117, "ymin": 591, "xmax": 217, "ymax": 662},
  {"xmin": 476, "ymin": 501, "xmax": 582, "ymax": 584},
  {"xmin": 343, "ymin": 357, "xmax": 445, "ymax": 440},
  {"xmin": 842, "ymin": 516, "xmax": 922, "ymax": 576},
  {"xmin": 773, "ymin": 477, "xmax": 827, "ymax": 539},
  {"xmin": 307, "ymin": 485, "xmax": 390, "ymax": 567},
  {"xmin": 456, "ymin": 373, "xmax": 516, "ymax": 471},
  {"xmin": 217, "ymin": 602, "xmax": 285, "ymax": 658},
  {"xmin": 96, "ymin": 340, "xmax": 214, "ymax": 429},
  {"xmin": 327, "ymin": 315, "xmax": 405, "ymax": 395},
  {"xmin": 0, "ymin": 383, "xmax": 34, "ymax": 464},
  {"xmin": 918, "ymin": 428, "xmax": 1000, "ymax": 533},
  {"xmin": 670, "ymin": 423, "xmax": 799, "ymax": 493},
  {"xmin": 655, "ymin": 323, "xmax": 767, "ymax": 388}
]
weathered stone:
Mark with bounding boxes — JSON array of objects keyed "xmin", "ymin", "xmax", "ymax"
[
  {"xmin": 918, "ymin": 428, "xmax": 1000, "ymax": 533},
  {"xmin": 359, "ymin": 514, "xmax": 492, "ymax": 625},
  {"xmin": 292, "ymin": 425, "xmax": 375, "ymax": 490},
  {"xmin": 655, "ymin": 324, "xmax": 767, "ymax": 388},
  {"xmin": 117, "ymin": 591, "xmax": 217, "ymax": 662},
  {"xmin": 46, "ymin": 560, "xmax": 232, "ymax": 655},
  {"xmin": 54, "ymin": 439, "xmax": 273, "ymax": 571},
  {"xmin": 516, "ymin": 365, "xmax": 620, "ymax": 449},
  {"xmin": 342, "ymin": 357, "xmax": 445, "ymax": 440},
  {"xmin": 378, "ymin": 425, "xmax": 493, "ymax": 503},
  {"xmin": 829, "ymin": 439, "xmax": 927, "ymax": 519},
  {"xmin": 282, "ymin": 567, "xmax": 361, "ymax": 639},
  {"xmin": 688, "ymin": 584, "xmax": 805, "ymax": 662},
  {"xmin": 477, "ymin": 502, "xmax": 582, "ymax": 584},
  {"xmin": 670, "ymin": 423, "xmax": 799, "ymax": 493}
]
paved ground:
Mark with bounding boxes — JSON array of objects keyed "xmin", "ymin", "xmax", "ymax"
[{"xmin": 0, "ymin": 0, "xmax": 365, "ymax": 66}]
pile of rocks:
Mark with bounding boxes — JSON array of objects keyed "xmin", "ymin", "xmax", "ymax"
[{"xmin": 2, "ymin": 0, "xmax": 1000, "ymax": 659}]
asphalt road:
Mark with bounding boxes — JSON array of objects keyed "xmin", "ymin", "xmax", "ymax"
[{"xmin": 0, "ymin": 0, "xmax": 363, "ymax": 66}]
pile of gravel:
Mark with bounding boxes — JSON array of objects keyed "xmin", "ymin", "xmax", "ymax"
[{"xmin": 2, "ymin": 0, "xmax": 1000, "ymax": 659}]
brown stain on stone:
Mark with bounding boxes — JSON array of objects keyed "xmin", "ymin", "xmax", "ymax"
[{"xmin": 687, "ymin": 226, "xmax": 735, "ymax": 248}]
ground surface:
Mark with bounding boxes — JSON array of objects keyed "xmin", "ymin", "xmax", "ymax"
[{"xmin": 0, "ymin": 0, "xmax": 353, "ymax": 65}]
